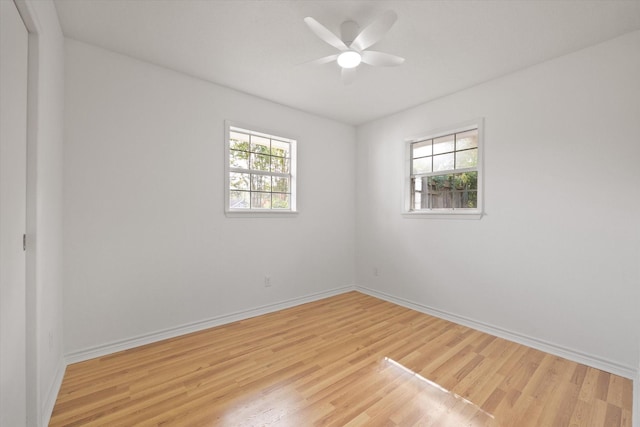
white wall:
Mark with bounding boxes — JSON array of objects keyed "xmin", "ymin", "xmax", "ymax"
[
  {"xmin": 63, "ymin": 39, "xmax": 356, "ymax": 356},
  {"xmin": 356, "ymin": 31, "xmax": 640, "ymax": 374}
]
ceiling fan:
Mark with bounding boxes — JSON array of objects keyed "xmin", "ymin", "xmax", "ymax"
[{"xmin": 304, "ymin": 10, "xmax": 405, "ymax": 85}]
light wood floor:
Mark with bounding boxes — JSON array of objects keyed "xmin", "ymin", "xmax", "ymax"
[{"xmin": 50, "ymin": 291, "xmax": 633, "ymax": 426}]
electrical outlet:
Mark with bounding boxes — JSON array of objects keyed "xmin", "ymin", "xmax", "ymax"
[{"xmin": 264, "ymin": 275, "xmax": 271, "ymax": 287}]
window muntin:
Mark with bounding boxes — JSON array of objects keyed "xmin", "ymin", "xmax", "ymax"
[
  {"xmin": 226, "ymin": 124, "xmax": 296, "ymax": 212},
  {"xmin": 407, "ymin": 124, "xmax": 481, "ymax": 213}
]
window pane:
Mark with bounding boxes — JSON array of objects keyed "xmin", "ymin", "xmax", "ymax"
[
  {"xmin": 250, "ymin": 153, "xmax": 270, "ymax": 171},
  {"xmin": 455, "ymin": 148, "xmax": 478, "ymax": 169},
  {"xmin": 251, "ymin": 192, "xmax": 271, "ymax": 209},
  {"xmin": 433, "ymin": 135, "xmax": 454, "ymax": 155},
  {"xmin": 427, "ymin": 175, "xmax": 453, "ymax": 208},
  {"xmin": 414, "ymin": 191, "xmax": 422, "ymax": 210},
  {"xmin": 271, "ymin": 157, "xmax": 290, "ymax": 174},
  {"xmin": 433, "ymin": 153, "xmax": 454, "ymax": 172},
  {"xmin": 272, "ymin": 193, "xmax": 290, "ymax": 209},
  {"xmin": 412, "ymin": 140, "xmax": 432, "ymax": 158},
  {"xmin": 230, "ymin": 131, "xmax": 250, "ymax": 151},
  {"xmin": 452, "ymin": 172, "xmax": 477, "ymax": 189},
  {"xmin": 230, "ymin": 149, "xmax": 249, "ymax": 169},
  {"xmin": 272, "ymin": 176, "xmax": 289, "ymax": 193},
  {"xmin": 251, "ymin": 174, "xmax": 271, "ymax": 191},
  {"xmin": 418, "ymin": 173, "xmax": 479, "ymax": 210},
  {"xmin": 412, "ymin": 157, "xmax": 432, "ymax": 174},
  {"xmin": 271, "ymin": 140, "xmax": 290, "ymax": 158},
  {"xmin": 229, "ymin": 172, "xmax": 250, "ymax": 190},
  {"xmin": 229, "ymin": 190, "xmax": 250, "ymax": 209},
  {"xmin": 451, "ymin": 189, "xmax": 477, "ymax": 209},
  {"xmin": 456, "ymin": 130, "xmax": 478, "ymax": 150},
  {"xmin": 452, "ymin": 172, "xmax": 478, "ymax": 208},
  {"xmin": 251, "ymin": 135, "xmax": 270, "ymax": 154}
]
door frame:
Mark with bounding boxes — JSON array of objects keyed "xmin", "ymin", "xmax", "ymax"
[{"xmin": 12, "ymin": 1, "xmax": 43, "ymax": 425}]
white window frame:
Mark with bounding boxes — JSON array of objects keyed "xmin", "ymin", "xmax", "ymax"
[
  {"xmin": 403, "ymin": 118, "xmax": 484, "ymax": 219},
  {"xmin": 224, "ymin": 121, "xmax": 298, "ymax": 217}
]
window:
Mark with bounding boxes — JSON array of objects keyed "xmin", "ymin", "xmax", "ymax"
[
  {"xmin": 404, "ymin": 119, "xmax": 483, "ymax": 218},
  {"xmin": 225, "ymin": 122, "xmax": 297, "ymax": 214}
]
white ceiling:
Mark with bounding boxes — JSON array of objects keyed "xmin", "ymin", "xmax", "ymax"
[{"xmin": 53, "ymin": 0, "xmax": 640, "ymax": 125}]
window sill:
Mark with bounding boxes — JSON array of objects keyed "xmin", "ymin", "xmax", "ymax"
[
  {"xmin": 402, "ymin": 210, "xmax": 484, "ymax": 220},
  {"xmin": 225, "ymin": 210, "xmax": 299, "ymax": 218}
]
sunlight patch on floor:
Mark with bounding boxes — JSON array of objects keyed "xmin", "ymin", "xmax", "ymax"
[{"xmin": 382, "ymin": 357, "xmax": 498, "ymax": 426}]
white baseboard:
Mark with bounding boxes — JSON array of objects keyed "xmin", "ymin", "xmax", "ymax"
[
  {"xmin": 356, "ymin": 286, "xmax": 637, "ymax": 380},
  {"xmin": 65, "ymin": 285, "xmax": 355, "ymax": 365},
  {"xmin": 41, "ymin": 358, "xmax": 66, "ymax": 426}
]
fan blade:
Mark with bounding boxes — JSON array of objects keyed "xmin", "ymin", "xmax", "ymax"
[
  {"xmin": 361, "ymin": 51, "xmax": 405, "ymax": 67},
  {"xmin": 304, "ymin": 54, "xmax": 339, "ymax": 66},
  {"xmin": 350, "ymin": 10, "xmax": 398, "ymax": 51},
  {"xmin": 341, "ymin": 67, "xmax": 357, "ymax": 85},
  {"xmin": 304, "ymin": 17, "xmax": 348, "ymax": 51}
]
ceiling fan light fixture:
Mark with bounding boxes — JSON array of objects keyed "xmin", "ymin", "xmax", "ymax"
[
  {"xmin": 337, "ymin": 50, "xmax": 362, "ymax": 69},
  {"xmin": 304, "ymin": 11, "xmax": 403, "ymax": 82}
]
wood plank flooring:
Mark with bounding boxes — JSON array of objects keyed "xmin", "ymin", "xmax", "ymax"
[{"xmin": 50, "ymin": 292, "xmax": 633, "ymax": 426}]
